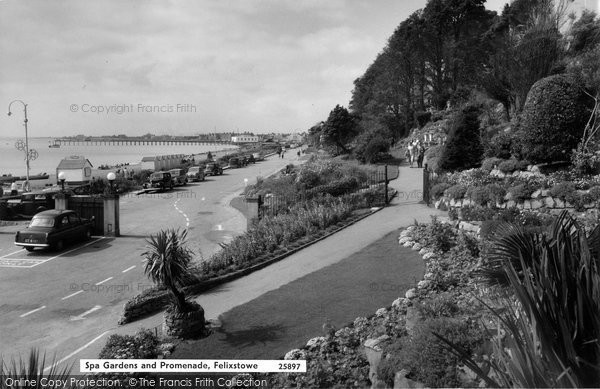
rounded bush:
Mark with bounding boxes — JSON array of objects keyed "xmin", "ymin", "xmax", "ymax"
[{"xmin": 518, "ymin": 74, "xmax": 590, "ymax": 164}]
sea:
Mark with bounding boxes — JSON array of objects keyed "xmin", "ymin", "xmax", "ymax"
[{"xmin": 0, "ymin": 137, "xmax": 238, "ymax": 178}]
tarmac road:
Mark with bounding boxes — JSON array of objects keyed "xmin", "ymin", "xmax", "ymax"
[{"xmin": 0, "ymin": 150, "xmax": 301, "ymax": 365}]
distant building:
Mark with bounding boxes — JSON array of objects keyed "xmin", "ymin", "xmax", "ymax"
[
  {"xmin": 231, "ymin": 135, "xmax": 259, "ymax": 143},
  {"xmin": 56, "ymin": 156, "xmax": 93, "ymax": 186}
]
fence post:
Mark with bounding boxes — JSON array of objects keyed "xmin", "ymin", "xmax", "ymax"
[
  {"xmin": 103, "ymin": 194, "xmax": 120, "ymax": 237},
  {"xmin": 384, "ymin": 165, "xmax": 389, "ymax": 205},
  {"xmin": 54, "ymin": 192, "xmax": 70, "ymax": 210},
  {"xmin": 424, "ymin": 164, "xmax": 429, "ymax": 205}
]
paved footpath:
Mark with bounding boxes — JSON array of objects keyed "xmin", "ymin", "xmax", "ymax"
[{"xmin": 70, "ymin": 165, "xmax": 444, "ymax": 367}]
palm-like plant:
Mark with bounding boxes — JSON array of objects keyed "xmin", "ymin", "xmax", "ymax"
[
  {"xmin": 1, "ymin": 349, "xmax": 73, "ymax": 389},
  {"xmin": 142, "ymin": 228, "xmax": 195, "ymax": 312},
  {"xmin": 468, "ymin": 211, "xmax": 600, "ymax": 386}
]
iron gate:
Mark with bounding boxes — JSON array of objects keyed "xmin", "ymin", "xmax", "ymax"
[{"xmin": 68, "ymin": 195, "xmax": 104, "ymax": 234}]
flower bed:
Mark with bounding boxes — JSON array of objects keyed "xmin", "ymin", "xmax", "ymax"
[
  {"xmin": 265, "ymin": 219, "xmax": 492, "ymax": 388},
  {"xmin": 119, "ymin": 195, "xmax": 382, "ymax": 324}
]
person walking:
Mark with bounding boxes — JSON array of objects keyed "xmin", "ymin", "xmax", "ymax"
[
  {"xmin": 417, "ymin": 144, "xmax": 425, "ymax": 168},
  {"xmin": 407, "ymin": 141, "xmax": 415, "ymax": 168}
]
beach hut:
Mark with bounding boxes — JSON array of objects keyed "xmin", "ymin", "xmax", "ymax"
[
  {"xmin": 141, "ymin": 156, "xmax": 159, "ymax": 171},
  {"xmin": 56, "ymin": 155, "xmax": 93, "ymax": 185}
]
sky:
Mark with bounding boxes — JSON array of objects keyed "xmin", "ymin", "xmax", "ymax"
[{"xmin": 0, "ymin": 0, "xmax": 510, "ymax": 137}]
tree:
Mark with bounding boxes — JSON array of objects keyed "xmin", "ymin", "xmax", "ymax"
[
  {"xmin": 321, "ymin": 105, "xmax": 358, "ymax": 154},
  {"xmin": 438, "ymin": 105, "xmax": 483, "ymax": 171},
  {"xmin": 142, "ymin": 228, "xmax": 205, "ymax": 338}
]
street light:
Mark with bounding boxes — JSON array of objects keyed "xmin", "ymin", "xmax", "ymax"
[
  {"xmin": 58, "ymin": 172, "xmax": 66, "ymax": 191},
  {"xmin": 107, "ymin": 172, "xmax": 116, "ymax": 193},
  {"xmin": 7, "ymin": 100, "xmax": 33, "ymax": 192}
]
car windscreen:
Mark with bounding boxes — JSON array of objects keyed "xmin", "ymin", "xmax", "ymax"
[
  {"xmin": 30, "ymin": 217, "xmax": 54, "ymax": 227},
  {"xmin": 189, "ymin": 167, "xmax": 199, "ymax": 172},
  {"xmin": 150, "ymin": 173, "xmax": 163, "ymax": 179}
]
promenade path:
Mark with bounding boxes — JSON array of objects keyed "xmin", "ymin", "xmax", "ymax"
[{"xmin": 69, "ymin": 164, "xmax": 445, "ymax": 366}]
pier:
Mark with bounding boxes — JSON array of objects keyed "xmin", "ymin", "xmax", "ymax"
[{"xmin": 53, "ymin": 138, "xmax": 234, "ymax": 147}]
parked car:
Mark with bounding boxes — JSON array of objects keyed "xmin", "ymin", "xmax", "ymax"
[
  {"xmin": 147, "ymin": 171, "xmax": 173, "ymax": 191},
  {"xmin": 204, "ymin": 162, "xmax": 223, "ymax": 176},
  {"xmin": 186, "ymin": 166, "xmax": 205, "ymax": 182},
  {"xmin": 169, "ymin": 168, "xmax": 188, "ymax": 186},
  {"xmin": 14, "ymin": 209, "xmax": 94, "ymax": 251},
  {"xmin": 228, "ymin": 157, "xmax": 241, "ymax": 169},
  {"xmin": 252, "ymin": 152, "xmax": 263, "ymax": 162}
]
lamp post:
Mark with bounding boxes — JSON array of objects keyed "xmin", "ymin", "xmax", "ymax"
[
  {"xmin": 107, "ymin": 172, "xmax": 116, "ymax": 194},
  {"xmin": 7, "ymin": 100, "xmax": 32, "ymax": 191},
  {"xmin": 58, "ymin": 172, "xmax": 66, "ymax": 191}
]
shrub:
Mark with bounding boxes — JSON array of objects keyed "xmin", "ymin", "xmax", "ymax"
[
  {"xmin": 430, "ymin": 182, "xmax": 451, "ymax": 200},
  {"xmin": 99, "ymin": 329, "xmax": 159, "ymax": 359},
  {"xmin": 518, "ymin": 74, "xmax": 590, "ymax": 164},
  {"xmin": 484, "ymin": 131, "xmax": 514, "ymax": 159},
  {"xmin": 415, "ymin": 111, "xmax": 432, "ymax": 128},
  {"xmin": 481, "ymin": 157, "xmax": 505, "ymax": 172},
  {"xmin": 395, "ymin": 317, "xmax": 486, "ymax": 387},
  {"xmin": 465, "ymin": 186, "xmax": 492, "ymax": 206},
  {"xmin": 438, "ymin": 105, "xmax": 484, "ymax": 171},
  {"xmin": 497, "ymin": 159, "xmax": 529, "ymax": 174},
  {"xmin": 417, "ymin": 217, "xmax": 457, "ymax": 253},
  {"xmin": 508, "ymin": 183, "xmax": 535, "ymax": 202},
  {"xmin": 444, "ymin": 184, "xmax": 467, "ymax": 200},
  {"xmin": 486, "ymin": 183, "xmax": 507, "ymax": 204},
  {"xmin": 549, "ymin": 181, "xmax": 577, "ymax": 201}
]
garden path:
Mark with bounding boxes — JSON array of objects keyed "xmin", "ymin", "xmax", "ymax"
[{"xmin": 70, "ymin": 164, "xmax": 446, "ymax": 364}]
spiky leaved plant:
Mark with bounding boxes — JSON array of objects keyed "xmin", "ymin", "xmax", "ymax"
[
  {"xmin": 442, "ymin": 211, "xmax": 600, "ymax": 387},
  {"xmin": 0, "ymin": 349, "xmax": 74, "ymax": 389},
  {"xmin": 142, "ymin": 228, "xmax": 195, "ymax": 312}
]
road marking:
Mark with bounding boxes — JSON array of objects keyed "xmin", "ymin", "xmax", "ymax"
[
  {"xmin": 95, "ymin": 277, "xmax": 113, "ymax": 286},
  {"xmin": 43, "ymin": 331, "xmax": 109, "ymax": 372},
  {"xmin": 20, "ymin": 306, "xmax": 46, "ymax": 318},
  {"xmin": 122, "ymin": 265, "xmax": 136, "ymax": 273},
  {"xmin": 1, "ymin": 249, "xmax": 27, "ymax": 259},
  {"xmin": 30, "ymin": 237, "xmax": 106, "ymax": 268},
  {"xmin": 70, "ymin": 305, "xmax": 102, "ymax": 321},
  {"xmin": 61, "ymin": 290, "xmax": 83, "ymax": 300}
]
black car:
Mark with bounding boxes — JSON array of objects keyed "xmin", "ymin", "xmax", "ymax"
[{"xmin": 15, "ymin": 209, "xmax": 94, "ymax": 251}]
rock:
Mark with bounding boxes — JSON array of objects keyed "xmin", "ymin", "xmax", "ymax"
[
  {"xmin": 541, "ymin": 189, "xmax": 550, "ymax": 197},
  {"xmin": 531, "ymin": 165, "xmax": 541, "ymax": 173},
  {"xmin": 523, "ymin": 200, "xmax": 532, "ymax": 209},
  {"xmin": 504, "ymin": 192, "xmax": 513, "ymax": 201},
  {"xmin": 462, "ymin": 198, "xmax": 472, "ymax": 207},
  {"xmin": 405, "ymin": 288, "xmax": 417, "ymax": 299},
  {"xmin": 306, "ymin": 336, "xmax": 325, "ymax": 349},
  {"xmin": 531, "ymin": 189, "xmax": 542, "ymax": 199},
  {"xmin": 284, "ymin": 349, "xmax": 307, "ymax": 360},
  {"xmin": 394, "ymin": 369, "xmax": 426, "ymax": 389},
  {"xmin": 417, "ymin": 280, "xmax": 431, "ymax": 289},
  {"xmin": 392, "ymin": 297, "xmax": 406, "ymax": 309},
  {"xmin": 531, "ymin": 199, "xmax": 543, "ymax": 209},
  {"xmin": 555, "ymin": 198, "xmax": 565, "ymax": 208},
  {"xmin": 544, "ymin": 196, "xmax": 555, "ymax": 207},
  {"xmin": 495, "ymin": 201, "xmax": 506, "ymax": 209},
  {"xmin": 399, "ymin": 229, "xmax": 411, "ymax": 238},
  {"xmin": 507, "ymin": 200, "xmax": 516, "ymax": 209},
  {"xmin": 399, "ymin": 236, "xmax": 412, "ymax": 245}
]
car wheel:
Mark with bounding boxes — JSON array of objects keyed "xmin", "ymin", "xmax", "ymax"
[
  {"xmin": 55, "ymin": 240, "xmax": 64, "ymax": 251},
  {"xmin": 85, "ymin": 229, "xmax": 92, "ymax": 240},
  {"xmin": 25, "ymin": 247, "xmax": 34, "ymax": 252}
]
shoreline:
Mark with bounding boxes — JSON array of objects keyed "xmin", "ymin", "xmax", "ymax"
[{"xmin": 3, "ymin": 147, "xmax": 239, "ymax": 192}]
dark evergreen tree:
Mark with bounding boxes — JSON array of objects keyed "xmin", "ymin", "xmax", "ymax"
[
  {"xmin": 321, "ymin": 105, "xmax": 358, "ymax": 154},
  {"xmin": 439, "ymin": 105, "xmax": 483, "ymax": 171}
]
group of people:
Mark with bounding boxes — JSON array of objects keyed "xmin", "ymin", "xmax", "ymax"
[{"xmin": 405, "ymin": 140, "xmax": 426, "ymax": 168}]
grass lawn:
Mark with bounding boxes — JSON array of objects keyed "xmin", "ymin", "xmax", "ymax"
[{"xmin": 171, "ymin": 230, "xmax": 423, "ymax": 359}]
